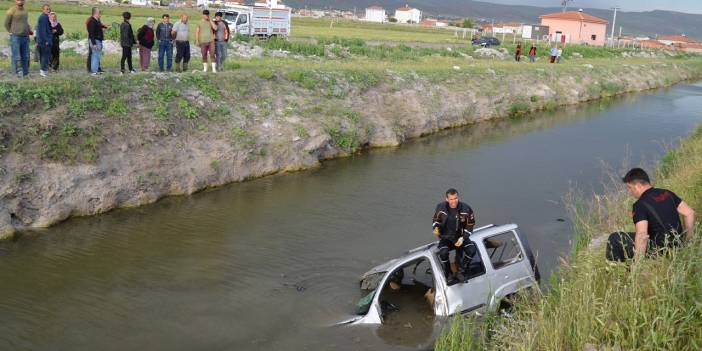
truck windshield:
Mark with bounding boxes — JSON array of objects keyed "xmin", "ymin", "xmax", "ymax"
[{"xmin": 223, "ymin": 12, "xmax": 237, "ymax": 22}]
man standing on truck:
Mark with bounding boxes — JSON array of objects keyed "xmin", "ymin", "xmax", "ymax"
[
  {"xmin": 195, "ymin": 9, "xmax": 217, "ymax": 73},
  {"xmin": 432, "ymin": 188, "xmax": 476, "ymax": 284},
  {"xmin": 606, "ymin": 168, "xmax": 695, "ymax": 261}
]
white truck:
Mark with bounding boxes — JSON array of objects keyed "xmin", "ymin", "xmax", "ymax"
[{"xmin": 219, "ymin": 0, "xmax": 291, "ymax": 38}]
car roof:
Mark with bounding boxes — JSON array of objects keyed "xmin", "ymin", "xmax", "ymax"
[{"xmin": 361, "ymin": 224, "xmax": 519, "ymax": 277}]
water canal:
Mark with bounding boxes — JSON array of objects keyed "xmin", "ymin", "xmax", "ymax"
[{"xmin": 2, "ymin": 82, "xmax": 701, "ymax": 350}]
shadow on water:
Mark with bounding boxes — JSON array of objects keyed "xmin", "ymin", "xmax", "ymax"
[{"xmin": 1, "ymin": 84, "xmax": 701, "ymax": 350}]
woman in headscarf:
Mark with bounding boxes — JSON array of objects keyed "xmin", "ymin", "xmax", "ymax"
[
  {"xmin": 48, "ymin": 11, "xmax": 63, "ymax": 71},
  {"xmin": 137, "ymin": 17, "xmax": 155, "ymax": 71}
]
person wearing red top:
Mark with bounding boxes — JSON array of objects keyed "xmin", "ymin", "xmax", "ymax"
[{"xmin": 528, "ymin": 44, "xmax": 536, "ymax": 63}]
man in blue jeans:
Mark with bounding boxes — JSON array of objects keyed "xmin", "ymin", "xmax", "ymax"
[
  {"xmin": 87, "ymin": 7, "xmax": 104, "ymax": 74},
  {"xmin": 35, "ymin": 3, "xmax": 53, "ymax": 77},
  {"xmin": 155, "ymin": 14, "xmax": 173, "ymax": 72},
  {"xmin": 4, "ymin": 0, "xmax": 32, "ymax": 77}
]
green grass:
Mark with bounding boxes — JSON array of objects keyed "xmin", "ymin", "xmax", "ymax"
[{"xmin": 436, "ymin": 125, "xmax": 702, "ymax": 350}]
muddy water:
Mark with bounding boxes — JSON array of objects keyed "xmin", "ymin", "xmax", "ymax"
[{"xmin": 2, "ymin": 83, "xmax": 702, "ymax": 351}]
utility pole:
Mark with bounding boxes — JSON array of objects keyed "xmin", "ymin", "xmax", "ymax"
[
  {"xmin": 610, "ymin": 6, "xmax": 620, "ymax": 47},
  {"xmin": 561, "ymin": 0, "xmax": 573, "ymax": 13}
]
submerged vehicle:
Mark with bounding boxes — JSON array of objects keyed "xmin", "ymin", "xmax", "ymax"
[{"xmin": 343, "ymin": 224, "xmax": 540, "ymax": 325}]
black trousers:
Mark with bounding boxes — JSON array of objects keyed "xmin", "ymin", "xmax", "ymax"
[
  {"xmin": 606, "ymin": 232, "xmax": 635, "ymax": 262},
  {"xmin": 50, "ymin": 45, "xmax": 60, "ymax": 70},
  {"xmin": 606, "ymin": 231, "xmax": 683, "ymax": 261},
  {"xmin": 438, "ymin": 238, "xmax": 477, "ymax": 275},
  {"xmin": 121, "ymin": 46, "xmax": 133, "ymax": 72},
  {"xmin": 175, "ymin": 40, "xmax": 190, "ymax": 64}
]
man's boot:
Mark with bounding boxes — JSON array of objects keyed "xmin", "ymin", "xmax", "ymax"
[
  {"xmin": 183, "ymin": 62, "xmax": 188, "ymax": 72},
  {"xmin": 202, "ymin": 63, "xmax": 207, "ymax": 72},
  {"xmin": 444, "ymin": 261, "xmax": 457, "ymax": 285},
  {"xmin": 211, "ymin": 62, "xmax": 217, "ymax": 73},
  {"xmin": 175, "ymin": 62, "xmax": 181, "ymax": 73}
]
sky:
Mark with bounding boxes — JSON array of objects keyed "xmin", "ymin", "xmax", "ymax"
[{"xmin": 480, "ymin": 0, "xmax": 702, "ymax": 14}]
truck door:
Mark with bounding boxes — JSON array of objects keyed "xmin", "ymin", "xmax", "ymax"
[
  {"xmin": 236, "ymin": 14, "xmax": 250, "ymax": 36},
  {"xmin": 483, "ymin": 230, "xmax": 532, "ymax": 309}
]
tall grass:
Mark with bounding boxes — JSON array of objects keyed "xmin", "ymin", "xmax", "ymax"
[{"xmin": 436, "ymin": 125, "xmax": 702, "ymax": 350}]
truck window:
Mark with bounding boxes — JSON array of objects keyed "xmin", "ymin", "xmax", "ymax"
[
  {"xmin": 237, "ymin": 14, "xmax": 248, "ymax": 25},
  {"xmin": 483, "ymin": 231, "xmax": 523, "ymax": 270},
  {"xmin": 224, "ymin": 12, "xmax": 237, "ymax": 22}
]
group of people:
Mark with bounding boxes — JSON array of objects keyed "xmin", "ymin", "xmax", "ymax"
[
  {"xmin": 4, "ymin": 0, "xmax": 233, "ymax": 77},
  {"xmin": 87, "ymin": 8, "xmax": 231, "ymax": 75},
  {"xmin": 433, "ymin": 167, "xmax": 695, "ymax": 285},
  {"xmin": 5, "ymin": 0, "xmax": 63, "ymax": 77},
  {"xmin": 514, "ymin": 42, "xmax": 563, "ymax": 63}
]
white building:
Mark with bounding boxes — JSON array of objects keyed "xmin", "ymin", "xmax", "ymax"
[
  {"xmin": 130, "ymin": 0, "xmax": 148, "ymax": 5},
  {"xmin": 365, "ymin": 5, "xmax": 386, "ymax": 23},
  {"xmin": 395, "ymin": 5, "xmax": 421, "ymax": 24}
]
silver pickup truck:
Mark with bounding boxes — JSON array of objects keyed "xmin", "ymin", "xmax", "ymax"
[{"xmin": 344, "ymin": 224, "xmax": 540, "ymax": 325}]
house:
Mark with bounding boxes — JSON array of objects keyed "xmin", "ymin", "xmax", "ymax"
[
  {"xmin": 656, "ymin": 35, "xmax": 697, "ymax": 46},
  {"xmin": 131, "ymin": 0, "xmax": 149, "ymax": 5},
  {"xmin": 521, "ymin": 24, "xmax": 549, "ymax": 40},
  {"xmin": 679, "ymin": 43, "xmax": 702, "ymax": 53},
  {"xmin": 419, "ymin": 18, "xmax": 447, "ymax": 27},
  {"xmin": 640, "ymin": 40, "xmax": 667, "ymax": 49},
  {"xmin": 539, "ymin": 10, "xmax": 608, "ymax": 46},
  {"xmin": 395, "ymin": 5, "xmax": 421, "ymax": 24},
  {"xmin": 493, "ymin": 22, "xmax": 522, "ymax": 35},
  {"xmin": 365, "ymin": 5, "xmax": 386, "ymax": 23}
]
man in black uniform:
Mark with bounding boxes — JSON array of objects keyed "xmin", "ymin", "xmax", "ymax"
[
  {"xmin": 432, "ymin": 188, "xmax": 476, "ymax": 284},
  {"xmin": 606, "ymin": 168, "xmax": 695, "ymax": 261}
]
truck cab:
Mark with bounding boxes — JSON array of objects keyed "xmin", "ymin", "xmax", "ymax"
[
  {"xmin": 219, "ymin": 2, "xmax": 291, "ymax": 38},
  {"xmin": 344, "ymin": 224, "xmax": 540, "ymax": 325}
]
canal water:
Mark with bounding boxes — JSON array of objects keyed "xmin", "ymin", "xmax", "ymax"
[{"xmin": 1, "ymin": 83, "xmax": 701, "ymax": 351}]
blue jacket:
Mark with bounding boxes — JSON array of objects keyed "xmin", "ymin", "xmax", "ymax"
[{"xmin": 36, "ymin": 13, "xmax": 52, "ymax": 46}]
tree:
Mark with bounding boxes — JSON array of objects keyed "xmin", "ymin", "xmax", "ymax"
[
  {"xmin": 460, "ymin": 19, "xmax": 474, "ymax": 28},
  {"xmin": 388, "ymin": 17, "xmax": 397, "ymax": 23}
]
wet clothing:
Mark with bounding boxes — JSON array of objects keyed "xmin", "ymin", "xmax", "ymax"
[
  {"xmin": 433, "ymin": 201, "xmax": 476, "ymax": 278},
  {"xmin": 606, "ymin": 188, "xmax": 684, "ymax": 261},
  {"xmin": 432, "ymin": 201, "xmax": 475, "ymax": 242}
]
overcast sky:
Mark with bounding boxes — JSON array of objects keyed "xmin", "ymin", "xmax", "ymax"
[{"xmin": 480, "ymin": 0, "xmax": 702, "ymax": 14}]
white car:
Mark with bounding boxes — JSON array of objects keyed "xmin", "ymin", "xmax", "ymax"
[{"xmin": 342, "ymin": 224, "xmax": 540, "ymax": 325}]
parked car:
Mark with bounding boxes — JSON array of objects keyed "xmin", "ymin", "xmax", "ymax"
[
  {"xmin": 340, "ymin": 224, "xmax": 540, "ymax": 325},
  {"xmin": 472, "ymin": 37, "xmax": 501, "ymax": 47}
]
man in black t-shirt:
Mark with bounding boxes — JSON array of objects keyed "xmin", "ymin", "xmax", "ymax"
[
  {"xmin": 606, "ymin": 168, "xmax": 695, "ymax": 261},
  {"xmin": 432, "ymin": 188, "xmax": 476, "ymax": 284}
]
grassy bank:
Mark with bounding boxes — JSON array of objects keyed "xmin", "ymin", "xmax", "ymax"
[{"xmin": 436, "ymin": 126, "xmax": 702, "ymax": 350}]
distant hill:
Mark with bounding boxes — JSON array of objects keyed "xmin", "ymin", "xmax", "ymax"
[{"xmin": 284, "ymin": 0, "xmax": 702, "ymax": 39}]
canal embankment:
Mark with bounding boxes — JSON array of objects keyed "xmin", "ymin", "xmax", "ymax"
[
  {"xmin": 2, "ymin": 57, "xmax": 702, "ymax": 238},
  {"xmin": 436, "ymin": 124, "xmax": 702, "ymax": 350}
]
